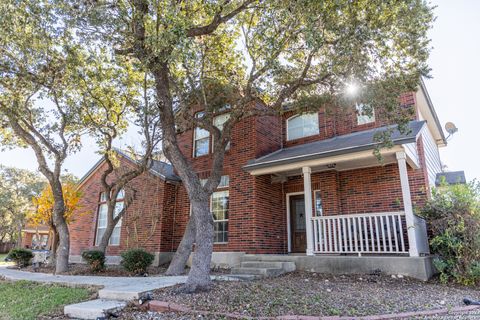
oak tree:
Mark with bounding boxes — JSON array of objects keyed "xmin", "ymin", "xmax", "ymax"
[
  {"xmin": 69, "ymin": 0, "xmax": 433, "ymax": 291},
  {"xmin": 0, "ymin": 0, "xmax": 85, "ymax": 272}
]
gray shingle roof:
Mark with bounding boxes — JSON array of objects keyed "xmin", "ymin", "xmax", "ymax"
[
  {"xmin": 244, "ymin": 120, "xmax": 426, "ymax": 171},
  {"xmin": 435, "ymin": 171, "xmax": 466, "ymax": 186},
  {"xmin": 150, "ymin": 159, "xmax": 180, "ymax": 181},
  {"xmin": 78, "ymin": 148, "xmax": 180, "ymax": 186}
]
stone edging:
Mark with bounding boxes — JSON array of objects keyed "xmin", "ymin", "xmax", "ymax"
[{"xmin": 147, "ymin": 300, "xmax": 480, "ymax": 319}]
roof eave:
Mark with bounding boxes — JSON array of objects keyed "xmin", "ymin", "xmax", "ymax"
[{"xmin": 243, "ymin": 135, "xmax": 417, "ymax": 172}]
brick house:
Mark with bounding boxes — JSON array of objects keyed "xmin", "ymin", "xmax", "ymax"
[{"xmin": 69, "ymin": 80, "xmax": 445, "ymax": 279}]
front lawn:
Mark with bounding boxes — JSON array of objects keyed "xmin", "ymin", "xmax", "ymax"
[
  {"xmin": 0, "ymin": 280, "xmax": 93, "ymax": 320},
  {"xmin": 151, "ymin": 272, "xmax": 480, "ymax": 318}
]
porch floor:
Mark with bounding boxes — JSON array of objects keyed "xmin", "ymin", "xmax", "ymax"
[{"xmin": 241, "ymin": 254, "xmax": 436, "ymax": 281}]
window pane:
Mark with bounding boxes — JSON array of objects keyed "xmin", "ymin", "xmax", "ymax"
[
  {"xmin": 109, "ymin": 224, "xmax": 121, "ymax": 245},
  {"xmin": 195, "ymin": 126, "xmax": 210, "ymax": 139},
  {"xmin": 194, "ymin": 137, "xmax": 209, "ymax": 157},
  {"xmin": 213, "ymin": 113, "xmax": 231, "ymax": 150},
  {"xmin": 211, "ymin": 190, "xmax": 229, "ymax": 243},
  {"xmin": 218, "ymin": 175, "xmax": 229, "ymax": 188},
  {"xmin": 100, "ymin": 192, "xmax": 107, "ymax": 202},
  {"xmin": 214, "ymin": 221, "xmax": 228, "ymax": 243},
  {"xmin": 356, "ymin": 103, "xmax": 375, "ymax": 125},
  {"xmin": 287, "ymin": 113, "xmax": 319, "ymax": 140},
  {"xmin": 114, "ymin": 201, "xmax": 124, "ymax": 218},
  {"xmin": 314, "ymin": 191, "xmax": 323, "ymax": 216},
  {"xmin": 97, "ymin": 204, "xmax": 107, "ymax": 228},
  {"xmin": 116, "ymin": 189, "xmax": 125, "ymax": 200},
  {"xmin": 214, "ymin": 113, "xmax": 230, "ymax": 130},
  {"xmin": 96, "ymin": 227, "xmax": 105, "ymax": 246}
]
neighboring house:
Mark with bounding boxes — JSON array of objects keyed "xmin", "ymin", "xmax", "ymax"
[
  {"xmin": 435, "ymin": 171, "xmax": 466, "ymax": 187},
  {"xmin": 69, "ymin": 80, "xmax": 446, "ymax": 279},
  {"xmin": 21, "ymin": 224, "xmax": 52, "ymax": 250}
]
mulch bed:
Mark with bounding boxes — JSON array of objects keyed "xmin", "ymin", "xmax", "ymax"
[{"xmin": 146, "ymin": 272, "xmax": 480, "ymax": 318}]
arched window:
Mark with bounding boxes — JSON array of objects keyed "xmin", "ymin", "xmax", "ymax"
[{"xmin": 286, "ymin": 113, "xmax": 319, "ymax": 141}]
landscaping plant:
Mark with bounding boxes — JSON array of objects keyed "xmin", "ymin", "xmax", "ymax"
[
  {"xmin": 6, "ymin": 248, "xmax": 34, "ymax": 267},
  {"xmin": 421, "ymin": 180, "xmax": 480, "ymax": 285},
  {"xmin": 121, "ymin": 248, "xmax": 154, "ymax": 274},
  {"xmin": 81, "ymin": 250, "xmax": 106, "ymax": 272}
]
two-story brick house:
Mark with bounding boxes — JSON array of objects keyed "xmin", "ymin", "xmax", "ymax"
[{"xmin": 69, "ymin": 80, "xmax": 445, "ymax": 279}]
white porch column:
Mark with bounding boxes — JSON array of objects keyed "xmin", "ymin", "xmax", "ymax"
[
  {"xmin": 302, "ymin": 166, "xmax": 314, "ymax": 256},
  {"xmin": 396, "ymin": 151, "xmax": 419, "ymax": 257}
]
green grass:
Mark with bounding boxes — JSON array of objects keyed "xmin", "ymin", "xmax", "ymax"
[{"xmin": 0, "ymin": 280, "xmax": 92, "ymax": 320}]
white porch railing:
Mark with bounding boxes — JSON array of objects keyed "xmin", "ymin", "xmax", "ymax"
[{"xmin": 312, "ymin": 212, "xmax": 408, "ymax": 255}]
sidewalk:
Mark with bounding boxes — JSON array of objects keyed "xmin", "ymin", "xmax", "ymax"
[{"xmin": 0, "ymin": 265, "xmax": 188, "ymax": 295}]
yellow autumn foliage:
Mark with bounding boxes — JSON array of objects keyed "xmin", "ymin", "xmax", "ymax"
[{"xmin": 29, "ymin": 182, "xmax": 82, "ymax": 227}]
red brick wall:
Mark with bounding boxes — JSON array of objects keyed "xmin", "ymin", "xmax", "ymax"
[
  {"xmin": 71, "ymin": 90, "xmax": 431, "ymax": 256},
  {"xmin": 69, "ymin": 158, "xmax": 173, "ymax": 256},
  {"xmin": 282, "ymin": 92, "xmax": 418, "ymax": 148}
]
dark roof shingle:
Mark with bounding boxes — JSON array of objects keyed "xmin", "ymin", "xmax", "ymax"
[{"xmin": 244, "ymin": 120, "xmax": 426, "ymax": 171}]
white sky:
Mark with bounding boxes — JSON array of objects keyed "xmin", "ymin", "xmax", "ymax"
[{"xmin": 0, "ymin": 0, "xmax": 479, "ymax": 181}]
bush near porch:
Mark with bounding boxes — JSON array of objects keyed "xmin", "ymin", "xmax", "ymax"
[{"xmin": 421, "ymin": 180, "xmax": 480, "ymax": 285}]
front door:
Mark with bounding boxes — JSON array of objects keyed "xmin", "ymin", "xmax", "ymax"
[{"xmin": 290, "ymin": 195, "xmax": 306, "ymax": 252}]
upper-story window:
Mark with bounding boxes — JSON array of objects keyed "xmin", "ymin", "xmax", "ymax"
[
  {"xmin": 286, "ymin": 113, "xmax": 319, "ymax": 141},
  {"xmin": 194, "ymin": 111, "xmax": 231, "ymax": 157},
  {"xmin": 193, "ymin": 112, "xmax": 210, "ymax": 157},
  {"xmin": 95, "ymin": 189, "xmax": 124, "ymax": 246},
  {"xmin": 213, "ymin": 113, "xmax": 230, "ymax": 150},
  {"xmin": 356, "ymin": 103, "xmax": 375, "ymax": 125}
]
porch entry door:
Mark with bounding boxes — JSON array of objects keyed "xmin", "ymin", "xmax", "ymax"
[{"xmin": 290, "ymin": 194, "xmax": 306, "ymax": 252}]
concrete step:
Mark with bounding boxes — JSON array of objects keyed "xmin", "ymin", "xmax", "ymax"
[
  {"xmin": 98, "ymin": 285, "xmax": 151, "ymax": 301},
  {"xmin": 240, "ymin": 261, "xmax": 296, "ymax": 272},
  {"xmin": 64, "ymin": 299, "xmax": 126, "ymax": 320},
  {"xmin": 231, "ymin": 267, "xmax": 284, "ymax": 277},
  {"xmin": 217, "ymin": 274, "xmax": 262, "ymax": 281}
]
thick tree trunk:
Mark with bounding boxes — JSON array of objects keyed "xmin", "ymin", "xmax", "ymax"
[
  {"xmin": 52, "ymin": 184, "xmax": 69, "ymax": 273},
  {"xmin": 48, "ymin": 226, "xmax": 58, "ymax": 267},
  {"xmin": 165, "ymin": 218, "xmax": 195, "ymax": 275},
  {"xmin": 183, "ymin": 198, "xmax": 214, "ymax": 292},
  {"xmin": 53, "ymin": 219, "xmax": 69, "ymax": 273}
]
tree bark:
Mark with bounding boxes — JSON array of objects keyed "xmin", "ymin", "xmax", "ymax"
[
  {"xmin": 51, "ymin": 182, "xmax": 69, "ymax": 273},
  {"xmin": 165, "ymin": 218, "xmax": 195, "ymax": 275},
  {"xmin": 183, "ymin": 198, "xmax": 214, "ymax": 292}
]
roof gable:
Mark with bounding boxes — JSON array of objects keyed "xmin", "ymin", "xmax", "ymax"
[{"xmin": 77, "ymin": 149, "xmax": 180, "ymax": 189}]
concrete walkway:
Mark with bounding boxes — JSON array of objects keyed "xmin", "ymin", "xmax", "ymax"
[
  {"xmin": 0, "ymin": 266, "xmax": 245, "ymax": 319},
  {"xmin": 0, "ymin": 265, "xmax": 188, "ymax": 299}
]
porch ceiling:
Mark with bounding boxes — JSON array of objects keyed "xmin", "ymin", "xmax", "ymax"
[{"xmin": 244, "ymin": 120, "xmax": 425, "ymax": 176}]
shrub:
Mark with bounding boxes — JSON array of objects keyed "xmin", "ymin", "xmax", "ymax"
[
  {"xmin": 81, "ymin": 250, "xmax": 105, "ymax": 272},
  {"xmin": 7, "ymin": 248, "xmax": 33, "ymax": 267},
  {"xmin": 120, "ymin": 248, "xmax": 154, "ymax": 274},
  {"xmin": 420, "ymin": 180, "xmax": 480, "ymax": 285}
]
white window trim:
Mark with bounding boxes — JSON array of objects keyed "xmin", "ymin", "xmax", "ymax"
[
  {"xmin": 210, "ymin": 189, "xmax": 229, "ymax": 244},
  {"xmin": 193, "ymin": 128, "xmax": 210, "ymax": 157},
  {"xmin": 286, "ymin": 113, "xmax": 319, "ymax": 141},
  {"xmin": 193, "ymin": 112, "xmax": 210, "ymax": 158}
]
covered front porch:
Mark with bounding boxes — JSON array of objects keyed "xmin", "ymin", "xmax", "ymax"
[{"xmin": 244, "ymin": 121, "xmax": 430, "ymax": 258}]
